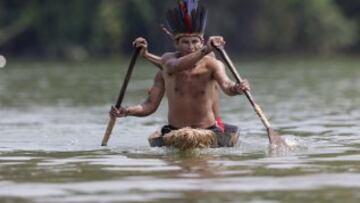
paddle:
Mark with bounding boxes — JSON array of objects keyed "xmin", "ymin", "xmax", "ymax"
[
  {"xmin": 101, "ymin": 47, "xmax": 141, "ymax": 146},
  {"xmin": 214, "ymin": 46, "xmax": 287, "ymax": 147}
]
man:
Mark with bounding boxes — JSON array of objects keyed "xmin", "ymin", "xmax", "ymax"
[{"xmin": 110, "ymin": 1, "xmax": 249, "ymax": 147}]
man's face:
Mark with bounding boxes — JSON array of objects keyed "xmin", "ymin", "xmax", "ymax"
[{"xmin": 175, "ymin": 36, "xmax": 204, "ymax": 55}]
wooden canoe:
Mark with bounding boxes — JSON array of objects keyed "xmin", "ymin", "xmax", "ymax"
[{"xmin": 148, "ymin": 124, "xmax": 239, "ymax": 150}]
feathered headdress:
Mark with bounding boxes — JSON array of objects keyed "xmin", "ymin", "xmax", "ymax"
[{"xmin": 164, "ymin": 0, "xmax": 208, "ymax": 39}]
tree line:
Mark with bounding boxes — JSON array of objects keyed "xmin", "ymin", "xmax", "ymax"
[{"xmin": 0, "ymin": 0, "xmax": 359, "ymax": 59}]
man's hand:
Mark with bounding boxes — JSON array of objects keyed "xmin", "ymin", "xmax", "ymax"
[
  {"xmin": 132, "ymin": 37, "xmax": 148, "ymax": 56},
  {"xmin": 109, "ymin": 106, "xmax": 129, "ymax": 118},
  {"xmin": 207, "ymin": 36, "xmax": 226, "ymax": 50},
  {"xmin": 231, "ymin": 79, "xmax": 250, "ymax": 94}
]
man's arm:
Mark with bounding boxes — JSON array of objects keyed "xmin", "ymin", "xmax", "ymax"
[
  {"xmin": 162, "ymin": 36, "xmax": 226, "ymax": 75},
  {"xmin": 133, "ymin": 37, "xmax": 162, "ymax": 70},
  {"xmin": 162, "ymin": 46, "xmax": 211, "ymax": 75},
  {"xmin": 143, "ymin": 52, "xmax": 162, "ymax": 70},
  {"xmin": 211, "ymin": 59, "xmax": 250, "ymax": 96},
  {"xmin": 110, "ymin": 71, "xmax": 165, "ymax": 117}
]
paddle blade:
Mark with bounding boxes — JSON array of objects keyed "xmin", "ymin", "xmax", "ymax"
[
  {"xmin": 267, "ymin": 128, "xmax": 288, "ymax": 147},
  {"xmin": 101, "ymin": 116, "xmax": 117, "ymax": 146}
]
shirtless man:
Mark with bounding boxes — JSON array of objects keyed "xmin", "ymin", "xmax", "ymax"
[
  {"xmin": 110, "ymin": 1, "xmax": 249, "ymax": 147},
  {"xmin": 110, "ymin": 35, "xmax": 249, "ymax": 143}
]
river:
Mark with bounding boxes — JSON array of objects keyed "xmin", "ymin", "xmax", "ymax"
[{"xmin": 1, "ymin": 57, "xmax": 360, "ymax": 202}]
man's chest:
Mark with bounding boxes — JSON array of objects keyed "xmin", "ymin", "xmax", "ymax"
[
  {"xmin": 174, "ymin": 66, "xmax": 212, "ymax": 84},
  {"xmin": 164, "ymin": 67, "xmax": 215, "ymax": 97}
]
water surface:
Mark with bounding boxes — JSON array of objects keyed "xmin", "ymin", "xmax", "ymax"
[{"xmin": 1, "ymin": 57, "xmax": 360, "ymax": 203}]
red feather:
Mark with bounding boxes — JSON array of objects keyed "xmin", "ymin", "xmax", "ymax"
[{"xmin": 184, "ymin": 14, "xmax": 192, "ymax": 33}]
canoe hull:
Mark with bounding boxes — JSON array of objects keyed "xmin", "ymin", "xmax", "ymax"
[{"xmin": 148, "ymin": 124, "xmax": 239, "ymax": 150}]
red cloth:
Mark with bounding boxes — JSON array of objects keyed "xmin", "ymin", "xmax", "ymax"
[{"xmin": 216, "ymin": 117, "xmax": 225, "ymax": 133}]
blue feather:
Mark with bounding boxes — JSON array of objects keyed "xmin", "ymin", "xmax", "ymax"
[
  {"xmin": 187, "ymin": 0, "xmax": 192, "ymax": 15},
  {"xmin": 200, "ymin": 6, "xmax": 208, "ymax": 34}
]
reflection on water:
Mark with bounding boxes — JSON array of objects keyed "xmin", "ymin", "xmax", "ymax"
[{"xmin": 1, "ymin": 58, "xmax": 360, "ymax": 203}]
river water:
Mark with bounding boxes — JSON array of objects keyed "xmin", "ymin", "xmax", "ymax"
[{"xmin": 0, "ymin": 57, "xmax": 360, "ymax": 203}]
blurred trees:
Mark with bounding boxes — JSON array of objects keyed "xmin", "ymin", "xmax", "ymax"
[
  {"xmin": 254, "ymin": 0, "xmax": 356, "ymax": 53},
  {"xmin": 0, "ymin": 0, "xmax": 359, "ymax": 59},
  {"xmin": 335, "ymin": 0, "xmax": 360, "ymax": 50}
]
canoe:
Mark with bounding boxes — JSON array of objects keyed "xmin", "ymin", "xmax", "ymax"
[{"xmin": 148, "ymin": 124, "xmax": 239, "ymax": 150}]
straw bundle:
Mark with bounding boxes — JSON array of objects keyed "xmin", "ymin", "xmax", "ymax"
[{"xmin": 163, "ymin": 127, "xmax": 218, "ymax": 150}]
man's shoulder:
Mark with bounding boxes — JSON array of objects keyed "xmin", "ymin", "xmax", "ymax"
[
  {"xmin": 161, "ymin": 52, "xmax": 178, "ymax": 60},
  {"xmin": 204, "ymin": 54, "xmax": 223, "ymax": 67}
]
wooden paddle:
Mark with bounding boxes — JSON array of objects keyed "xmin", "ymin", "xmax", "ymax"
[
  {"xmin": 101, "ymin": 47, "xmax": 141, "ymax": 146},
  {"xmin": 215, "ymin": 46, "xmax": 287, "ymax": 146}
]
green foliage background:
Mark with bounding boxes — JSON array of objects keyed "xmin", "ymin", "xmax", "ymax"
[{"xmin": 0, "ymin": 0, "xmax": 359, "ymax": 59}]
